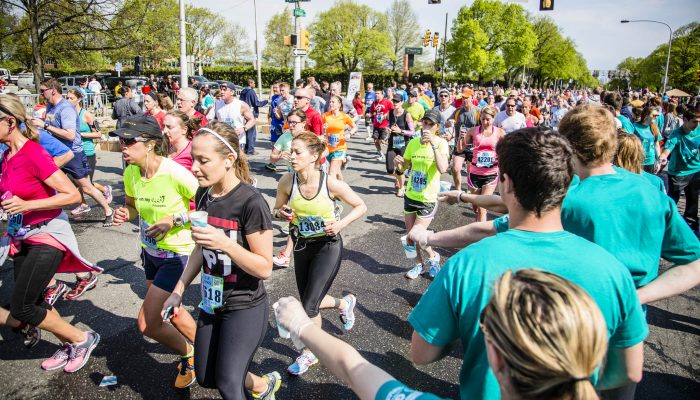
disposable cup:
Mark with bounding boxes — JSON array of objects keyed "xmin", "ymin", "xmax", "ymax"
[
  {"xmin": 439, "ymin": 181, "xmax": 452, "ymax": 193},
  {"xmin": 401, "ymin": 235, "xmax": 417, "ymax": 259},
  {"xmin": 272, "ymin": 302, "xmax": 291, "ymax": 339},
  {"xmin": 189, "ymin": 211, "xmax": 208, "ymax": 227}
]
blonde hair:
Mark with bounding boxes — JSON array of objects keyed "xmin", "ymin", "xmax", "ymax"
[
  {"xmin": 481, "ymin": 269, "xmax": 607, "ymax": 400},
  {"xmin": 481, "ymin": 105, "xmax": 498, "ymax": 119},
  {"xmin": 558, "ymin": 104, "xmax": 618, "ymax": 167},
  {"xmin": 0, "ymin": 95, "xmax": 39, "ymax": 141},
  {"xmin": 614, "ymin": 131, "xmax": 644, "ymax": 174}
]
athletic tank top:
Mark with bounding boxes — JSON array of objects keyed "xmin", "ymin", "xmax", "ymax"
[
  {"xmin": 470, "ymin": 125, "xmax": 499, "ymax": 176},
  {"xmin": 290, "ymin": 171, "xmax": 336, "ymax": 238},
  {"xmin": 78, "ymin": 109, "xmax": 96, "ymax": 157},
  {"xmin": 389, "ymin": 110, "xmax": 410, "ymax": 150}
]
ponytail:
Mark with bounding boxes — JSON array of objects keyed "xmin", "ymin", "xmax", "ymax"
[{"xmin": 0, "ymin": 95, "xmax": 39, "ymax": 142}]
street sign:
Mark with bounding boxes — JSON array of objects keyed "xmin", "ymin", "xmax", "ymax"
[
  {"xmin": 293, "ymin": 48, "xmax": 308, "ymax": 56},
  {"xmin": 115, "ymin": 62, "xmax": 122, "ymax": 72},
  {"xmin": 405, "ymin": 47, "xmax": 423, "ymax": 55},
  {"xmin": 293, "ymin": 8, "xmax": 306, "ymax": 17}
]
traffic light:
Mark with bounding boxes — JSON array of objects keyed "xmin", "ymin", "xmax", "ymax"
[
  {"xmin": 696, "ymin": 69, "xmax": 700, "ymax": 81},
  {"xmin": 423, "ymin": 30, "xmax": 431, "ymax": 47},
  {"xmin": 432, "ymin": 32, "xmax": 440, "ymax": 48},
  {"xmin": 134, "ymin": 55, "xmax": 143, "ymax": 75},
  {"xmin": 539, "ymin": 0, "xmax": 554, "ymax": 11},
  {"xmin": 284, "ymin": 35, "xmax": 297, "ymax": 46},
  {"xmin": 300, "ymin": 30, "xmax": 310, "ymax": 50}
]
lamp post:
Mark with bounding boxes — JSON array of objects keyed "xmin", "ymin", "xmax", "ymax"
[{"xmin": 621, "ymin": 19, "xmax": 672, "ymax": 94}]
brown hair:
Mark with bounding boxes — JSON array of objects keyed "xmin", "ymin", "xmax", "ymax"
[
  {"xmin": 614, "ymin": 131, "xmax": 644, "ymax": 174},
  {"xmin": 558, "ymin": 105, "xmax": 618, "ymax": 167},
  {"xmin": 40, "ymin": 78, "xmax": 62, "ymax": 92},
  {"xmin": 159, "ymin": 94, "xmax": 174, "ymax": 111},
  {"xmin": 196, "ymin": 121, "xmax": 252, "ymax": 184},
  {"xmin": 67, "ymin": 88, "xmax": 83, "ymax": 100},
  {"xmin": 166, "ymin": 110, "xmax": 200, "ymax": 140},
  {"xmin": 287, "ymin": 108, "xmax": 307, "ymax": 122},
  {"xmin": 293, "ymin": 131, "xmax": 326, "ymax": 165},
  {"xmin": 0, "ymin": 95, "xmax": 39, "ymax": 141}
]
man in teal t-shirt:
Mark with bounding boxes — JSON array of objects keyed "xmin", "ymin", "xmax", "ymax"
[
  {"xmin": 659, "ymin": 108, "xmax": 700, "ymax": 231},
  {"xmin": 409, "ymin": 129, "xmax": 647, "ymax": 400}
]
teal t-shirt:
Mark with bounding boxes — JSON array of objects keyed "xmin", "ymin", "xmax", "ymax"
[
  {"xmin": 561, "ymin": 167, "xmax": 700, "ymax": 288},
  {"xmin": 664, "ymin": 126, "xmax": 700, "ymax": 176},
  {"xmin": 617, "ymin": 115, "xmax": 634, "ymax": 133},
  {"xmin": 375, "ymin": 381, "xmax": 445, "ymax": 400},
  {"xmin": 78, "ymin": 109, "xmax": 95, "ymax": 157},
  {"xmin": 408, "ymin": 229, "xmax": 648, "ymax": 400},
  {"xmin": 642, "ymin": 171, "xmax": 665, "ymax": 193},
  {"xmin": 631, "ymin": 123, "xmax": 657, "ymax": 166}
]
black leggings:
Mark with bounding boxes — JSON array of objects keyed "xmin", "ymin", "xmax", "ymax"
[
  {"xmin": 11, "ymin": 244, "xmax": 64, "ymax": 326},
  {"xmin": 194, "ymin": 300, "xmax": 268, "ymax": 400},
  {"xmin": 293, "ymin": 236, "xmax": 343, "ymax": 317}
]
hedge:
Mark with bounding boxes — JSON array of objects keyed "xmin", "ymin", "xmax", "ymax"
[{"xmin": 46, "ymin": 66, "xmax": 450, "ymax": 89}]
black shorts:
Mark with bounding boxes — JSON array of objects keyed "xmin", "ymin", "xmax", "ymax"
[
  {"xmin": 62, "ymin": 151, "xmax": 90, "ymax": 180},
  {"xmin": 87, "ymin": 154, "xmax": 97, "ymax": 181},
  {"xmin": 452, "ymin": 145, "xmax": 474, "ymax": 160},
  {"xmin": 467, "ymin": 173, "xmax": 498, "ymax": 190},
  {"xmin": 403, "ymin": 196, "xmax": 438, "ymax": 219},
  {"xmin": 372, "ymin": 127, "xmax": 390, "ymax": 141},
  {"xmin": 141, "ymin": 249, "xmax": 188, "ymax": 293}
]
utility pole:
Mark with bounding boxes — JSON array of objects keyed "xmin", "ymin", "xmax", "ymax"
[
  {"xmin": 441, "ymin": 12, "xmax": 448, "ymax": 83},
  {"xmin": 179, "ymin": 0, "xmax": 187, "ymax": 88},
  {"xmin": 254, "ymin": 0, "xmax": 263, "ymax": 96},
  {"xmin": 293, "ymin": 1, "xmax": 302, "ymax": 83}
]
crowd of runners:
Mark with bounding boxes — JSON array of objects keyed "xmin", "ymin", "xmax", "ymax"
[{"xmin": 0, "ymin": 74, "xmax": 699, "ymax": 400}]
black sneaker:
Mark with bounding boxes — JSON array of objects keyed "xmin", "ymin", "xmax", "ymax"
[{"xmin": 265, "ymin": 163, "xmax": 277, "ymax": 172}]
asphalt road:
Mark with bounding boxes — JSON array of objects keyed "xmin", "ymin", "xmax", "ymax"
[{"xmin": 0, "ymin": 127, "xmax": 698, "ymax": 399}]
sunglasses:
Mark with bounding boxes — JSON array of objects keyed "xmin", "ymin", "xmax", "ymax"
[
  {"xmin": 295, "ymin": 96, "xmax": 308, "ymax": 100},
  {"xmin": 39, "ymin": 88, "xmax": 52, "ymax": 94},
  {"xmin": 119, "ymin": 137, "xmax": 149, "ymax": 146},
  {"xmin": 506, "ymin": 104, "xmax": 516, "ymax": 107},
  {"xmin": 440, "ymin": 94, "xmax": 449, "ymax": 98},
  {"xmin": 392, "ymin": 99, "xmax": 401, "ymax": 103}
]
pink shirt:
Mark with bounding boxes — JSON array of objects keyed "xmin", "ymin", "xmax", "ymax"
[
  {"xmin": 0, "ymin": 140, "xmax": 61, "ymax": 226},
  {"xmin": 470, "ymin": 126, "xmax": 501, "ymax": 176},
  {"xmin": 170, "ymin": 141, "xmax": 193, "ymax": 173}
]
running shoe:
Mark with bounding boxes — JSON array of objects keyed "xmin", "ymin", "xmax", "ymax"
[
  {"xmin": 405, "ymin": 263, "xmax": 425, "ymax": 280},
  {"xmin": 175, "ymin": 353, "xmax": 196, "ymax": 388},
  {"xmin": 252, "ymin": 371, "xmax": 282, "ymax": 400},
  {"xmin": 63, "ymin": 331, "xmax": 100, "ymax": 373},
  {"xmin": 272, "ymin": 252, "xmax": 290, "ymax": 267},
  {"xmin": 0, "ymin": 209, "xmax": 7, "ymax": 221},
  {"xmin": 265, "ymin": 163, "xmax": 277, "ymax": 172},
  {"xmin": 376, "ymin": 153, "xmax": 385, "ymax": 162},
  {"xmin": 287, "ymin": 351, "xmax": 318, "ymax": 376},
  {"xmin": 12, "ymin": 324, "xmax": 41, "ymax": 348},
  {"xmin": 43, "ymin": 281, "xmax": 69, "ymax": 306},
  {"xmin": 339, "ymin": 294, "xmax": 357, "ymax": 331},
  {"xmin": 41, "ymin": 343, "xmax": 71, "ymax": 371},
  {"xmin": 252, "ymin": 178, "xmax": 258, "ymax": 188},
  {"xmin": 103, "ymin": 185, "xmax": 113, "ymax": 204},
  {"xmin": 65, "ymin": 273, "xmax": 98, "ymax": 300},
  {"xmin": 103, "ymin": 208, "xmax": 115, "ymax": 227},
  {"xmin": 341, "ymin": 155, "xmax": 351, "ymax": 170},
  {"xmin": 70, "ymin": 204, "xmax": 91, "ymax": 216},
  {"xmin": 427, "ymin": 254, "xmax": 441, "ymax": 278}
]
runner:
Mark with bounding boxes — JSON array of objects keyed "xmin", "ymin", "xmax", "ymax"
[
  {"xmin": 0, "ymin": 95, "xmax": 101, "ymax": 372},
  {"xmin": 385, "ymin": 94, "xmax": 415, "ymax": 197},
  {"xmin": 144, "ymin": 91, "xmax": 167, "ymax": 128},
  {"xmin": 271, "ymin": 109, "xmax": 308, "ymax": 268},
  {"xmin": 273, "ymin": 131, "xmax": 366, "ymax": 376},
  {"xmin": 162, "ymin": 121, "xmax": 281, "ymax": 400},
  {"xmin": 460, "ymin": 106, "xmax": 505, "ymax": 222},
  {"xmin": 369, "ymin": 88, "xmax": 393, "ymax": 162},
  {"xmin": 293, "ymin": 87, "xmax": 323, "ymax": 136},
  {"xmin": 493, "ymin": 98, "xmax": 526, "ymax": 134},
  {"xmin": 65, "ymin": 89, "xmax": 113, "ymax": 217},
  {"xmin": 163, "ymin": 110, "xmax": 199, "ymax": 172},
  {"xmin": 322, "ymin": 95, "xmax": 357, "ymax": 181},
  {"xmin": 214, "ymin": 82, "xmax": 257, "ymax": 149},
  {"xmin": 630, "ymin": 106, "xmax": 661, "ymax": 173},
  {"xmin": 274, "ymin": 268, "xmax": 608, "ymax": 400},
  {"xmin": 111, "ymin": 115, "xmax": 199, "ymax": 389},
  {"xmin": 449, "ymin": 94, "xmax": 480, "ymax": 191},
  {"xmin": 614, "ymin": 131, "xmax": 665, "ymax": 192},
  {"xmin": 364, "ymin": 82, "xmax": 376, "ymax": 140},
  {"xmin": 403, "ymin": 91, "xmax": 425, "ymax": 128},
  {"xmin": 177, "ymin": 87, "xmax": 209, "ymax": 128},
  {"xmin": 393, "ymin": 109, "xmax": 449, "ymax": 279}
]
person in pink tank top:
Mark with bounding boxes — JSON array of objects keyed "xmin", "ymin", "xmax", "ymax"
[
  {"xmin": 163, "ymin": 110, "xmax": 199, "ymax": 173},
  {"xmin": 461, "ymin": 106, "xmax": 505, "ymax": 222}
]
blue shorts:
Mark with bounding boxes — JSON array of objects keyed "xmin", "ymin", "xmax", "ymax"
[
  {"xmin": 141, "ymin": 249, "xmax": 188, "ymax": 292},
  {"xmin": 61, "ymin": 151, "xmax": 90, "ymax": 180},
  {"xmin": 326, "ymin": 150, "xmax": 347, "ymax": 161},
  {"xmin": 270, "ymin": 126, "xmax": 283, "ymax": 143}
]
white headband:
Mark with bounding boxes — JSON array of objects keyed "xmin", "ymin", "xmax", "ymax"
[{"xmin": 198, "ymin": 128, "xmax": 236, "ymax": 154}]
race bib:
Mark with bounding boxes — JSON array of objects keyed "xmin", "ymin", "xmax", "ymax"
[
  {"xmin": 7, "ymin": 213, "xmax": 24, "ymax": 237},
  {"xmin": 139, "ymin": 220, "xmax": 158, "ymax": 249},
  {"xmin": 392, "ymin": 135, "xmax": 405, "ymax": 149},
  {"xmin": 328, "ymin": 134, "xmax": 341, "ymax": 147},
  {"xmin": 410, "ymin": 170, "xmax": 428, "ymax": 192},
  {"xmin": 297, "ymin": 215, "xmax": 326, "ymax": 237},
  {"xmin": 199, "ymin": 273, "xmax": 224, "ymax": 314},
  {"xmin": 376, "ymin": 112, "xmax": 384, "ymax": 124},
  {"xmin": 476, "ymin": 151, "xmax": 496, "ymax": 168}
]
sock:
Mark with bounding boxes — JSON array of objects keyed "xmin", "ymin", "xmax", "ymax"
[
  {"xmin": 333, "ymin": 298, "xmax": 342, "ymax": 309},
  {"xmin": 182, "ymin": 344, "xmax": 194, "ymax": 359}
]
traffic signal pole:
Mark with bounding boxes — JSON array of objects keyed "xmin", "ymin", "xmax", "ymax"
[{"xmin": 293, "ymin": 1, "xmax": 301, "ymax": 83}]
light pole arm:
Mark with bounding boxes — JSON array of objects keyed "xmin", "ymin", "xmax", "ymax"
[{"xmin": 621, "ymin": 19, "xmax": 672, "ymax": 93}]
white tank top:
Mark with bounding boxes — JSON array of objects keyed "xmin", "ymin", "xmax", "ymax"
[{"xmin": 215, "ymin": 99, "xmax": 247, "ymax": 144}]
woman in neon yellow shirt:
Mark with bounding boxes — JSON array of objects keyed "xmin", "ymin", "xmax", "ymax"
[
  {"xmin": 322, "ymin": 95, "xmax": 357, "ymax": 181},
  {"xmin": 111, "ymin": 115, "xmax": 199, "ymax": 389}
]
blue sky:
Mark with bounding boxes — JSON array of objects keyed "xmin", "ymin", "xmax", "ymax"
[{"xmin": 192, "ymin": 0, "xmax": 700, "ymax": 71}]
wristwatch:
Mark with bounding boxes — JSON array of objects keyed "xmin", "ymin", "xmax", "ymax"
[
  {"xmin": 44, "ymin": 121, "xmax": 50, "ymax": 130},
  {"xmin": 173, "ymin": 213, "xmax": 184, "ymax": 227}
]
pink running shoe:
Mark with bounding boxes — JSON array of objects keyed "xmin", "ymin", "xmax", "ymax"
[
  {"xmin": 63, "ymin": 331, "xmax": 100, "ymax": 373},
  {"xmin": 41, "ymin": 343, "xmax": 71, "ymax": 371}
]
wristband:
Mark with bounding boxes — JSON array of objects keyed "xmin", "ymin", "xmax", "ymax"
[
  {"xmin": 457, "ymin": 191, "xmax": 464, "ymax": 203},
  {"xmin": 432, "ymin": 145, "xmax": 438, "ymax": 151}
]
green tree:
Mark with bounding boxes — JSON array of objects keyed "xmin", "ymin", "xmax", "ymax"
[
  {"xmin": 386, "ymin": 0, "xmax": 420, "ymax": 72},
  {"xmin": 262, "ymin": 8, "xmax": 294, "ymax": 69},
  {"xmin": 530, "ymin": 17, "xmax": 581, "ymax": 87},
  {"xmin": 308, "ymin": 0, "xmax": 392, "ymax": 73},
  {"xmin": 446, "ymin": 0, "xmax": 535, "ymax": 82},
  {"xmin": 185, "ymin": 5, "xmax": 225, "ymax": 74},
  {"xmin": 217, "ymin": 22, "xmax": 253, "ymax": 64}
]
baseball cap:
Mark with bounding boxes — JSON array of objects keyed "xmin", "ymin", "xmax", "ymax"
[
  {"xmin": 392, "ymin": 93, "xmax": 403, "ymax": 102},
  {"xmin": 409, "ymin": 90, "xmax": 418, "ymax": 97},
  {"xmin": 221, "ymin": 82, "xmax": 238, "ymax": 91},
  {"xmin": 438, "ymin": 89, "xmax": 450, "ymax": 97},
  {"xmin": 422, "ymin": 109, "xmax": 441, "ymax": 125},
  {"xmin": 110, "ymin": 115, "xmax": 163, "ymax": 139}
]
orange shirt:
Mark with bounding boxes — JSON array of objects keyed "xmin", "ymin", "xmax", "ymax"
[{"xmin": 322, "ymin": 111, "xmax": 354, "ymax": 153}]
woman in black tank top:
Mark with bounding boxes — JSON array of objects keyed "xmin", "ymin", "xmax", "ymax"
[{"xmin": 386, "ymin": 98, "xmax": 416, "ymax": 197}]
